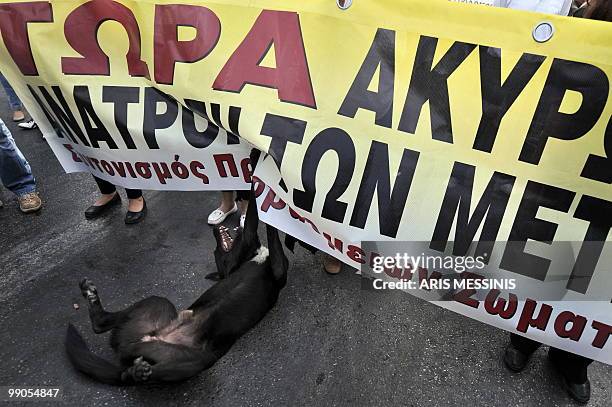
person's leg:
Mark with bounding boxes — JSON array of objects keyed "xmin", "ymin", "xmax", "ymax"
[
  {"xmin": 510, "ymin": 333, "xmax": 542, "ymax": 354},
  {"xmin": 549, "ymin": 348, "xmax": 592, "ymax": 383},
  {"xmin": 503, "ymin": 333, "xmax": 542, "ymax": 372},
  {"xmin": 85, "ymin": 176, "xmax": 121, "ymax": 219},
  {"xmin": 125, "ymin": 188, "xmax": 144, "ymax": 212},
  {"xmin": 0, "ymin": 119, "xmax": 41, "ymax": 212},
  {"xmin": 219, "ymin": 191, "xmax": 235, "ymax": 212},
  {"xmin": 125, "ymin": 188, "xmax": 142, "ymax": 199},
  {"xmin": 549, "ymin": 347, "xmax": 593, "ymax": 403},
  {"xmin": 0, "ymin": 119, "xmax": 35, "ymax": 195},
  {"xmin": 92, "ymin": 176, "xmax": 118, "ymax": 202},
  {"xmin": 0, "ymin": 73, "xmax": 24, "ymax": 121},
  {"xmin": 208, "ymin": 191, "xmax": 237, "ymax": 225}
]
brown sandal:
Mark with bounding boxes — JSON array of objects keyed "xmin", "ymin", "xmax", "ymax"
[{"xmin": 323, "ymin": 254, "xmax": 342, "ymax": 275}]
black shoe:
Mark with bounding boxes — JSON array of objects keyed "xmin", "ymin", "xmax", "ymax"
[
  {"xmin": 85, "ymin": 193, "xmax": 121, "ymax": 219},
  {"xmin": 549, "ymin": 349, "xmax": 591, "ymax": 404},
  {"xmin": 125, "ymin": 199, "xmax": 147, "ymax": 225},
  {"xmin": 561, "ymin": 378, "xmax": 591, "ymax": 404},
  {"xmin": 503, "ymin": 342, "xmax": 530, "ymax": 372}
]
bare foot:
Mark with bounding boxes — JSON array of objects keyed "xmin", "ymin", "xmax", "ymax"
[
  {"xmin": 128, "ymin": 196, "xmax": 144, "ymax": 212},
  {"xmin": 93, "ymin": 192, "xmax": 117, "ymax": 206},
  {"xmin": 219, "ymin": 191, "xmax": 235, "ymax": 212}
]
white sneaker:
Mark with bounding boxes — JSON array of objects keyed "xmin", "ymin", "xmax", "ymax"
[
  {"xmin": 207, "ymin": 203, "xmax": 237, "ymax": 225},
  {"xmin": 18, "ymin": 120, "xmax": 38, "ymax": 130},
  {"xmin": 240, "ymin": 214, "xmax": 246, "ymax": 228}
]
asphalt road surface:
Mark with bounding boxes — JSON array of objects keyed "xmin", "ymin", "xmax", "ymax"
[{"xmin": 0, "ymin": 90, "xmax": 610, "ymax": 407}]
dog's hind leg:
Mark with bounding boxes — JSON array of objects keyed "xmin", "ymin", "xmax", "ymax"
[
  {"xmin": 80, "ymin": 279, "xmax": 124, "ymax": 334},
  {"xmin": 121, "ymin": 342, "xmax": 218, "ymax": 384}
]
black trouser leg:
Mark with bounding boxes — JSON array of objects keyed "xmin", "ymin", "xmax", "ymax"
[
  {"xmin": 235, "ymin": 190, "xmax": 249, "ymax": 202},
  {"xmin": 549, "ymin": 347, "xmax": 593, "ymax": 384},
  {"xmin": 93, "ymin": 176, "xmax": 141, "ymax": 199},
  {"xmin": 511, "ymin": 333, "xmax": 593, "ymax": 384},
  {"xmin": 125, "ymin": 188, "xmax": 142, "ymax": 200},
  {"xmin": 220, "ymin": 190, "xmax": 249, "ymax": 202},
  {"xmin": 510, "ymin": 333, "xmax": 542, "ymax": 356},
  {"xmin": 93, "ymin": 176, "xmax": 116, "ymax": 195}
]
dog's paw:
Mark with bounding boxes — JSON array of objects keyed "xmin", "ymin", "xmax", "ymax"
[
  {"xmin": 128, "ymin": 356, "xmax": 152, "ymax": 382},
  {"xmin": 79, "ymin": 278, "xmax": 98, "ymax": 302}
]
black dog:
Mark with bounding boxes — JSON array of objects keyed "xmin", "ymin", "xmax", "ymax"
[{"xmin": 65, "ymin": 195, "xmax": 288, "ymax": 385}]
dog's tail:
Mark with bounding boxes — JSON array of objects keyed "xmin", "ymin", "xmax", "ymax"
[{"xmin": 65, "ymin": 324, "xmax": 124, "ymax": 385}]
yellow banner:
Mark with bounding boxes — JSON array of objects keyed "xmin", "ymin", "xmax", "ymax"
[{"xmin": 0, "ymin": 0, "xmax": 610, "ymax": 363}]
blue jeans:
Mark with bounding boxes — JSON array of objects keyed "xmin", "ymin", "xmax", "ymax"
[
  {"xmin": 0, "ymin": 72, "xmax": 22, "ymax": 110},
  {"xmin": 0, "ymin": 118, "xmax": 36, "ymax": 196}
]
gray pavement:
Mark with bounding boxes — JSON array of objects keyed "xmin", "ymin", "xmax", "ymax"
[{"xmin": 0, "ymin": 89, "xmax": 610, "ymax": 407}]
